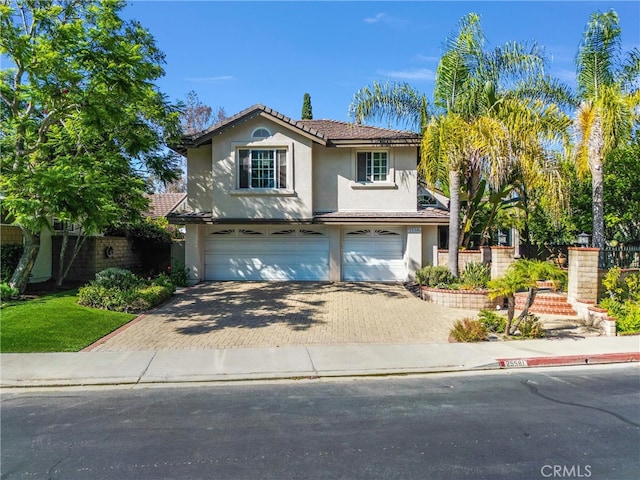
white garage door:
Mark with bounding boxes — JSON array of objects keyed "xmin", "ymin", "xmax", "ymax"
[
  {"xmin": 205, "ymin": 227, "xmax": 329, "ymax": 281},
  {"xmin": 342, "ymin": 228, "xmax": 405, "ymax": 281}
]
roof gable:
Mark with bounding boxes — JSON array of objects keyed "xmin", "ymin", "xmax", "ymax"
[{"xmin": 176, "ymin": 104, "xmax": 420, "ymax": 152}]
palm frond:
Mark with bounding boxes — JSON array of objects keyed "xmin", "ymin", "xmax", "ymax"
[
  {"xmin": 619, "ymin": 47, "xmax": 640, "ymax": 93},
  {"xmin": 434, "ymin": 12, "xmax": 484, "ymax": 112},
  {"xmin": 576, "ymin": 9, "xmax": 621, "ymax": 100},
  {"xmin": 348, "ymin": 81, "xmax": 427, "ymax": 131}
]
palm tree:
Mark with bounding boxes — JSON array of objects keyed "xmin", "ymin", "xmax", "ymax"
[
  {"xmin": 574, "ymin": 9, "xmax": 640, "ymax": 249},
  {"xmin": 350, "ymin": 13, "xmax": 571, "ymax": 276}
]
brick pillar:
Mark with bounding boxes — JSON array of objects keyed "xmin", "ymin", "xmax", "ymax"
[
  {"xmin": 567, "ymin": 247, "xmax": 600, "ymax": 303},
  {"xmin": 490, "ymin": 246, "xmax": 515, "ymax": 279}
]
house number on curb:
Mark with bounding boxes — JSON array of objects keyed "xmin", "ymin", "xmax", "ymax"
[{"xmin": 500, "ymin": 359, "xmax": 528, "ymax": 368}]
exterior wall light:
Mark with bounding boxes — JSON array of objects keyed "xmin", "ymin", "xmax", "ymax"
[{"xmin": 577, "ymin": 232, "xmax": 590, "ymax": 247}]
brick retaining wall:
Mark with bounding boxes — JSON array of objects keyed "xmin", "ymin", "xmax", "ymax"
[{"xmin": 420, "ymin": 286, "xmax": 503, "ymax": 310}]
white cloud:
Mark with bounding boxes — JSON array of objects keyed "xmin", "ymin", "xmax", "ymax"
[
  {"xmin": 363, "ymin": 12, "xmax": 409, "ymax": 28},
  {"xmin": 363, "ymin": 13, "xmax": 387, "ymax": 24},
  {"xmin": 184, "ymin": 75, "xmax": 235, "ymax": 83},
  {"xmin": 377, "ymin": 68, "xmax": 435, "ymax": 81}
]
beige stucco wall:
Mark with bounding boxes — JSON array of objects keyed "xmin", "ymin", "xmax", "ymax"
[
  {"xmin": 186, "ymin": 117, "xmax": 315, "ymax": 221},
  {"xmin": 421, "ymin": 225, "xmax": 439, "ymax": 266},
  {"xmin": 313, "ymin": 146, "xmax": 418, "ymax": 213},
  {"xmin": 185, "ymin": 224, "xmax": 205, "ymax": 284},
  {"xmin": 186, "ymin": 145, "xmax": 213, "ymax": 213},
  {"xmin": 405, "ymin": 227, "xmax": 422, "ymax": 280}
]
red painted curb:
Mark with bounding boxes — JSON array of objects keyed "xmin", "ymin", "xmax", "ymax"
[{"xmin": 498, "ymin": 352, "xmax": 640, "ymax": 369}]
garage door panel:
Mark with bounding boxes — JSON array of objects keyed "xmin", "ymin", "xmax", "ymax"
[
  {"xmin": 205, "ymin": 228, "xmax": 329, "ymax": 281},
  {"xmin": 343, "ymin": 228, "xmax": 405, "ymax": 282}
]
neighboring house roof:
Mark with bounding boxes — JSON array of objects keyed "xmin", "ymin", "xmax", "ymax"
[
  {"xmin": 174, "ymin": 104, "xmax": 420, "ymax": 153},
  {"xmin": 145, "ymin": 193, "xmax": 187, "ymax": 219}
]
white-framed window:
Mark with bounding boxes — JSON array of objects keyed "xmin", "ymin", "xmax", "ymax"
[
  {"xmin": 356, "ymin": 151, "xmax": 389, "ymax": 182},
  {"xmin": 238, "ymin": 148, "xmax": 287, "ymax": 189}
]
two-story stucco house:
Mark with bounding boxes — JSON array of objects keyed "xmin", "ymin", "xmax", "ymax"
[{"xmin": 169, "ymin": 104, "xmax": 449, "ymax": 283}]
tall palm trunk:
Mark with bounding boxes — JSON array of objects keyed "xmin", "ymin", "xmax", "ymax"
[
  {"xmin": 591, "ymin": 161, "xmax": 605, "ymax": 249},
  {"xmin": 448, "ymin": 169, "xmax": 461, "ymax": 277},
  {"xmin": 589, "ymin": 116, "xmax": 605, "ymax": 249}
]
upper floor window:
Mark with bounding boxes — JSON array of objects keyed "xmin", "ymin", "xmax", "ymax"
[
  {"xmin": 357, "ymin": 151, "xmax": 388, "ymax": 182},
  {"xmin": 238, "ymin": 148, "xmax": 287, "ymax": 189},
  {"xmin": 252, "ymin": 127, "xmax": 271, "ymax": 138}
]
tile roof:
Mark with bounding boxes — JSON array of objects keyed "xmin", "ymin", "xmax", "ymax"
[
  {"xmin": 167, "ymin": 207, "xmax": 448, "ymax": 225},
  {"xmin": 313, "ymin": 207, "xmax": 449, "ymax": 224},
  {"xmin": 297, "ymin": 119, "xmax": 419, "ymax": 142},
  {"xmin": 145, "ymin": 193, "xmax": 187, "ymax": 219},
  {"xmin": 176, "ymin": 104, "xmax": 420, "ymax": 152}
]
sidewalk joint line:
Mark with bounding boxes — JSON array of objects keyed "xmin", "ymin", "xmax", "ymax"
[
  {"xmin": 137, "ymin": 351, "xmax": 158, "ymax": 384},
  {"xmin": 304, "ymin": 346, "xmax": 318, "ymax": 377}
]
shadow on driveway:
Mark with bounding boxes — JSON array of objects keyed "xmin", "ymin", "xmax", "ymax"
[{"xmin": 158, "ymin": 282, "xmax": 409, "ymax": 336}]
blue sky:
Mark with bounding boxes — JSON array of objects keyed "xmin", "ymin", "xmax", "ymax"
[{"xmin": 126, "ymin": 1, "xmax": 639, "ymax": 126}]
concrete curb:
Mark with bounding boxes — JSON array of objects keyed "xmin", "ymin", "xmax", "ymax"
[{"xmin": 497, "ymin": 352, "xmax": 640, "ymax": 369}]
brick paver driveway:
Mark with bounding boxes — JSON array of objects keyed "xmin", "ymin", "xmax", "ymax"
[{"xmin": 88, "ymin": 282, "xmax": 479, "ymax": 351}]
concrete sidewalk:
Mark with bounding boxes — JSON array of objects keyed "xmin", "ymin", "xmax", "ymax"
[{"xmin": 2, "ymin": 336, "xmax": 638, "ymax": 388}]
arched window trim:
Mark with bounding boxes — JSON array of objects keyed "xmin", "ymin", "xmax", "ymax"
[{"xmin": 252, "ymin": 127, "xmax": 271, "ymax": 138}]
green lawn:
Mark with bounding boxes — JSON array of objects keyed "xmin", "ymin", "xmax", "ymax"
[{"xmin": 0, "ymin": 289, "xmax": 136, "ymax": 352}]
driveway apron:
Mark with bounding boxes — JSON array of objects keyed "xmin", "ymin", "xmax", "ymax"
[{"xmin": 88, "ymin": 282, "xmax": 479, "ymax": 351}]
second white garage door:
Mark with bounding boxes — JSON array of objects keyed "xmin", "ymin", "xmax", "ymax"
[
  {"xmin": 342, "ymin": 228, "xmax": 405, "ymax": 281},
  {"xmin": 205, "ymin": 226, "xmax": 329, "ymax": 281}
]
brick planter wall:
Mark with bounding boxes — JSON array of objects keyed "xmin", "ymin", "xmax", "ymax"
[
  {"xmin": 420, "ymin": 286, "xmax": 503, "ymax": 310},
  {"xmin": 490, "ymin": 246, "xmax": 515, "ymax": 280},
  {"xmin": 436, "ymin": 248, "xmax": 491, "ymax": 271}
]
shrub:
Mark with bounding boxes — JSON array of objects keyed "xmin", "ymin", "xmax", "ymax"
[
  {"xmin": 169, "ymin": 262, "xmax": 190, "ymax": 287},
  {"xmin": 478, "ymin": 309, "xmax": 506, "ymax": 334},
  {"xmin": 601, "ymin": 297, "xmax": 640, "ymax": 334},
  {"xmin": 460, "ymin": 262, "xmax": 490, "ymax": 289},
  {"xmin": 1, "ymin": 244, "xmax": 23, "ymax": 282},
  {"xmin": 449, "ymin": 318, "xmax": 488, "ymax": 342},
  {"xmin": 78, "ymin": 269, "xmax": 175, "ymax": 313},
  {"xmin": 1, "ymin": 282, "xmax": 19, "ymax": 302},
  {"xmin": 94, "ymin": 268, "xmax": 142, "ymax": 290},
  {"xmin": 515, "ymin": 314, "xmax": 546, "ymax": 339},
  {"xmin": 129, "ymin": 221, "xmax": 172, "ymax": 249},
  {"xmin": 139, "ymin": 285, "xmax": 173, "ymax": 304},
  {"xmin": 78, "ymin": 285, "xmax": 139, "ymax": 312},
  {"xmin": 152, "ymin": 273, "xmax": 176, "ymax": 293},
  {"xmin": 416, "ymin": 265, "xmax": 456, "ymax": 287}
]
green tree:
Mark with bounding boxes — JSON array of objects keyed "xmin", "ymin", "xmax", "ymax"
[
  {"xmin": 574, "ymin": 9, "xmax": 640, "ymax": 248},
  {"xmin": 0, "ymin": 0, "xmax": 182, "ymax": 293},
  {"xmin": 301, "ymin": 92, "xmax": 313, "ymax": 120}
]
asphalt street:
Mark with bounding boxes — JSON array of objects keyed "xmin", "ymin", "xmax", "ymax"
[{"xmin": 1, "ymin": 365, "xmax": 639, "ymax": 480}]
